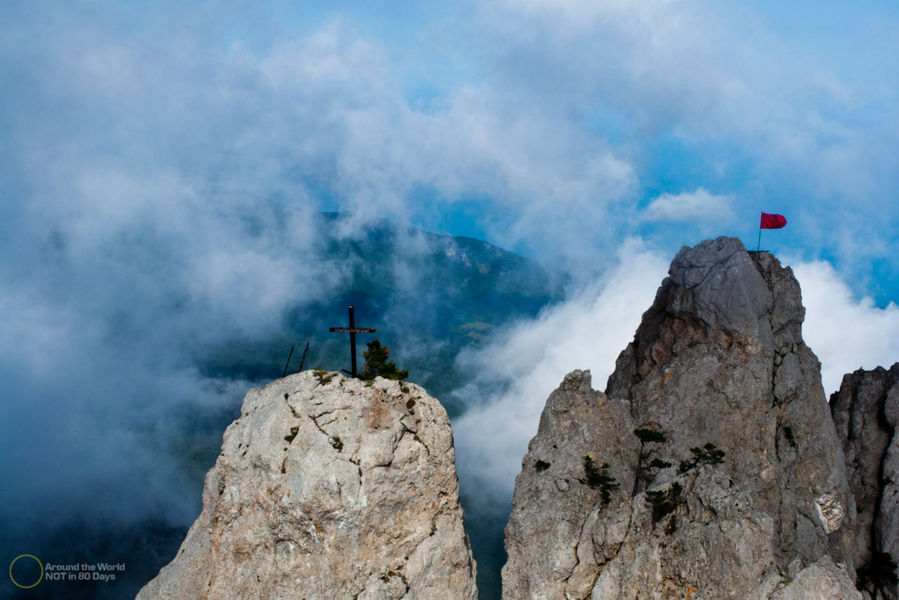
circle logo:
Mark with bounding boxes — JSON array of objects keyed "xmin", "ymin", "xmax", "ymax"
[{"xmin": 9, "ymin": 554, "xmax": 43, "ymax": 589}]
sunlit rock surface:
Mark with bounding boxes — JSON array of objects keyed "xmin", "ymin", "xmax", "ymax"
[
  {"xmin": 503, "ymin": 237, "xmax": 858, "ymax": 599},
  {"xmin": 137, "ymin": 372, "xmax": 477, "ymax": 600}
]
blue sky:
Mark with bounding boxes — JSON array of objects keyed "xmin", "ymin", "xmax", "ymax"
[
  {"xmin": 3, "ymin": 1, "xmax": 898, "ymax": 301},
  {"xmin": 3, "ymin": 2, "xmax": 899, "ymax": 593}
]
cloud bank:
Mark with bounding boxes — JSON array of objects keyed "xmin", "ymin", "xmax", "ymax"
[
  {"xmin": 796, "ymin": 260, "xmax": 899, "ymax": 395},
  {"xmin": 452, "ymin": 240, "xmax": 669, "ymax": 499}
]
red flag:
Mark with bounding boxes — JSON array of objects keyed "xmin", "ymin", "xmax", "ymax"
[{"xmin": 760, "ymin": 212, "xmax": 787, "ymax": 229}]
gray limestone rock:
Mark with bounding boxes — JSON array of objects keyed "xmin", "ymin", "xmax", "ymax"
[
  {"xmin": 831, "ymin": 364, "xmax": 899, "ymax": 600},
  {"xmin": 504, "ymin": 237, "xmax": 857, "ymax": 599},
  {"xmin": 501, "ymin": 370, "xmax": 639, "ymax": 600},
  {"xmin": 770, "ymin": 557, "xmax": 862, "ymax": 599},
  {"xmin": 137, "ymin": 372, "xmax": 477, "ymax": 600}
]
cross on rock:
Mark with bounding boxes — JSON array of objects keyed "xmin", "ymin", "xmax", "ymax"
[{"xmin": 329, "ymin": 306, "xmax": 376, "ymax": 378}]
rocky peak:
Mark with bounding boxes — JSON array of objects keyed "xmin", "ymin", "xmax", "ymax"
[
  {"xmin": 504, "ymin": 237, "xmax": 858, "ymax": 599},
  {"xmin": 607, "ymin": 237, "xmax": 804, "ymax": 401},
  {"xmin": 831, "ymin": 364, "xmax": 899, "ymax": 599},
  {"xmin": 137, "ymin": 371, "xmax": 477, "ymax": 600}
]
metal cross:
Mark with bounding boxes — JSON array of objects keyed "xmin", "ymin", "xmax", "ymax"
[{"xmin": 329, "ymin": 306, "xmax": 375, "ymax": 378}]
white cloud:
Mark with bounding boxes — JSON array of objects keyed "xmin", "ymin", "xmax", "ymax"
[
  {"xmin": 452, "ymin": 239, "xmax": 668, "ymax": 498},
  {"xmin": 795, "ymin": 260, "xmax": 899, "ymax": 396},
  {"xmin": 477, "ymin": 0, "xmax": 899, "ymax": 275},
  {"xmin": 16, "ymin": 12, "xmax": 637, "ymax": 258},
  {"xmin": 642, "ymin": 187, "xmax": 735, "ymax": 223},
  {"xmin": 6, "ymin": 0, "xmax": 897, "ymax": 274},
  {"xmin": 479, "ymin": 0, "xmax": 770, "ymax": 134}
]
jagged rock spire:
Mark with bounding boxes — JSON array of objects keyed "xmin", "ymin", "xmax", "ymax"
[{"xmin": 503, "ymin": 237, "xmax": 858, "ymax": 599}]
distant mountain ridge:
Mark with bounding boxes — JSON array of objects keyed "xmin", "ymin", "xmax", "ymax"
[{"xmin": 201, "ymin": 212, "xmax": 565, "ymax": 414}]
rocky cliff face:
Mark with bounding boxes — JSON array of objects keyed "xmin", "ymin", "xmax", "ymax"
[
  {"xmin": 831, "ymin": 364, "xmax": 899, "ymax": 599},
  {"xmin": 503, "ymin": 237, "xmax": 859, "ymax": 599},
  {"xmin": 137, "ymin": 372, "xmax": 477, "ymax": 600}
]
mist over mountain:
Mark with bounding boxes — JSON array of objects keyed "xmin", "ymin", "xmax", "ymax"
[
  {"xmin": 0, "ymin": 215, "xmax": 561, "ymax": 600},
  {"xmin": 201, "ymin": 212, "xmax": 564, "ymax": 412},
  {"xmin": 5, "ymin": 3, "xmax": 899, "ymax": 598}
]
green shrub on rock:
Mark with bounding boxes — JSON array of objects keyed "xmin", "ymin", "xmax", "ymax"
[{"xmin": 361, "ymin": 339, "xmax": 409, "ymax": 381}]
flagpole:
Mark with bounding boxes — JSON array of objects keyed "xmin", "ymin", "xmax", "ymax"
[{"xmin": 756, "ymin": 226, "xmax": 761, "ymax": 253}]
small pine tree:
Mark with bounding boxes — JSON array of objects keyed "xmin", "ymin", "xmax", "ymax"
[
  {"xmin": 361, "ymin": 339, "xmax": 409, "ymax": 381},
  {"xmin": 632, "ymin": 427, "xmax": 669, "ymax": 496},
  {"xmin": 634, "ymin": 428, "xmax": 668, "ymax": 444}
]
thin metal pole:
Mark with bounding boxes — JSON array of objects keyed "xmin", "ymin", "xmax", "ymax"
[
  {"xmin": 756, "ymin": 227, "xmax": 762, "ymax": 253},
  {"xmin": 297, "ymin": 341, "xmax": 310, "ymax": 372},
  {"xmin": 349, "ymin": 306, "xmax": 357, "ymax": 377},
  {"xmin": 282, "ymin": 345, "xmax": 295, "ymax": 378}
]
